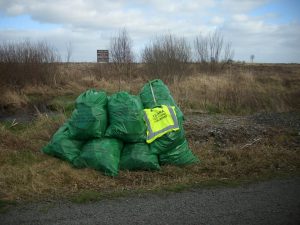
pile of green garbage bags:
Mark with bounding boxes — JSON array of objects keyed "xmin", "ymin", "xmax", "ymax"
[{"xmin": 43, "ymin": 79, "xmax": 199, "ymax": 176}]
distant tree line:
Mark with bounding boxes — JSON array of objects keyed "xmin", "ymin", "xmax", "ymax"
[
  {"xmin": 0, "ymin": 40, "xmax": 61, "ymax": 89},
  {"xmin": 0, "ymin": 28, "xmax": 235, "ymax": 90},
  {"xmin": 110, "ymin": 28, "xmax": 234, "ymax": 80}
]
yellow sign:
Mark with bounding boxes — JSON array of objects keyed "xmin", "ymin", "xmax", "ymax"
[{"xmin": 144, "ymin": 105, "xmax": 179, "ymax": 143}]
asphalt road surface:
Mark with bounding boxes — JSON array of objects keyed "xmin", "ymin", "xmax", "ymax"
[{"xmin": 1, "ymin": 178, "xmax": 299, "ymax": 225}]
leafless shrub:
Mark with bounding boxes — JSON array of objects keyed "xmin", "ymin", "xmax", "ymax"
[
  {"xmin": 223, "ymin": 42, "xmax": 234, "ymax": 64},
  {"xmin": 65, "ymin": 41, "xmax": 73, "ymax": 63},
  {"xmin": 142, "ymin": 34, "xmax": 191, "ymax": 81},
  {"xmin": 250, "ymin": 54, "xmax": 255, "ymax": 63},
  {"xmin": 194, "ymin": 30, "xmax": 234, "ymax": 73},
  {"xmin": 110, "ymin": 28, "xmax": 134, "ymax": 89},
  {"xmin": 0, "ymin": 40, "xmax": 61, "ymax": 89}
]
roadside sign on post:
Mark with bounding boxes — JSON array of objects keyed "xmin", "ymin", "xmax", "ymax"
[{"xmin": 97, "ymin": 50, "xmax": 109, "ymax": 63}]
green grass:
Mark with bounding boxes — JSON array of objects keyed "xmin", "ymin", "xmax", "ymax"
[
  {"xmin": 0, "ymin": 121, "xmax": 31, "ymax": 133},
  {"xmin": 26, "ymin": 93, "xmax": 44, "ymax": 103},
  {"xmin": 158, "ymin": 171, "xmax": 300, "ymax": 194},
  {"xmin": 3, "ymin": 151, "xmax": 46, "ymax": 167},
  {"xmin": 48, "ymin": 95, "xmax": 76, "ymax": 116},
  {"xmin": 26, "ymin": 93, "xmax": 76, "ymax": 117},
  {"xmin": 205, "ymin": 104, "xmax": 222, "ymax": 114},
  {"xmin": 0, "ymin": 200, "xmax": 17, "ymax": 213},
  {"xmin": 71, "ymin": 190, "xmax": 103, "ymax": 203}
]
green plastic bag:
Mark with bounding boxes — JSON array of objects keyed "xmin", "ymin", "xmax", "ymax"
[
  {"xmin": 68, "ymin": 89, "xmax": 107, "ymax": 140},
  {"xmin": 159, "ymin": 139, "xmax": 199, "ymax": 166},
  {"xmin": 105, "ymin": 92, "xmax": 146, "ymax": 142},
  {"xmin": 151, "ymin": 119, "xmax": 199, "ymax": 166},
  {"xmin": 140, "ymin": 80, "xmax": 198, "ymax": 166},
  {"xmin": 42, "ymin": 124, "xmax": 84, "ymax": 164},
  {"xmin": 139, "ymin": 80, "xmax": 185, "ymax": 155},
  {"xmin": 73, "ymin": 138, "xmax": 123, "ymax": 177},
  {"xmin": 139, "ymin": 79, "xmax": 184, "ymax": 120},
  {"xmin": 120, "ymin": 143, "xmax": 160, "ymax": 171}
]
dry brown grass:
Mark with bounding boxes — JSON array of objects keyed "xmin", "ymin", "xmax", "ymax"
[
  {"xmin": 170, "ymin": 71, "xmax": 298, "ymax": 114},
  {"xmin": 0, "ymin": 90, "xmax": 28, "ymax": 111},
  {"xmin": 0, "ymin": 63, "xmax": 299, "ymax": 202},
  {"xmin": 0, "ymin": 41, "xmax": 61, "ymax": 91},
  {"xmin": 0, "ymin": 114, "xmax": 299, "ymax": 202},
  {"xmin": 0, "ymin": 141, "xmax": 298, "ymax": 202},
  {"xmin": 1, "ymin": 63, "xmax": 299, "ymax": 115}
]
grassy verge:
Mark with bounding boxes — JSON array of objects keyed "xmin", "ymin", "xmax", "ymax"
[{"xmin": 0, "ymin": 115, "xmax": 299, "ymax": 206}]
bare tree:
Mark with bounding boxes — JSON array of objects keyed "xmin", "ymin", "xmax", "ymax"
[
  {"xmin": 110, "ymin": 28, "xmax": 134, "ymax": 87},
  {"xmin": 223, "ymin": 42, "xmax": 234, "ymax": 63},
  {"xmin": 65, "ymin": 41, "xmax": 73, "ymax": 63},
  {"xmin": 0, "ymin": 40, "xmax": 61, "ymax": 88},
  {"xmin": 194, "ymin": 29, "xmax": 234, "ymax": 73},
  {"xmin": 250, "ymin": 54, "xmax": 255, "ymax": 63},
  {"xmin": 194, "ymin": 35, "xmax": 208, "ymax": 63},
  {"xmin": 142, "ymin": 34, "xmax": 191, "ymax": 81},
  {"xmin": 209, "ymin": 30, "xmax": 223, "ymax": 63}
]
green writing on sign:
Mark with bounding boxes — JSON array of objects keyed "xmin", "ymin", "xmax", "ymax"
[{"xmin": 152, "ymin": 110, "xmax": 167, "ymax": 123}]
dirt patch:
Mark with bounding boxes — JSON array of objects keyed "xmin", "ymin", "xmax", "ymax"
[
  {"xmin": 250, "ymin": 112, "xmax": 300, "ymax": 130},
  {"xmin": 184, "ymin": 112, "xmax": 300, "ymax": 149}
]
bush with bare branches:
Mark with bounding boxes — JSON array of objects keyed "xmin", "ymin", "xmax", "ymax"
[
  {"xmin": 142, "ymin": 34, "xmax": 191, "ymax": 81},
  {"xmin": 194, "ymin": 30, "xmax": 234, "ymax": 73},
  {"xmin": 0, "ymin": 40, "xmax": 61, "ymax": 89},
  {"xmin": 110, "ymin": 28, "xmax": 134, "ymax": 83}
]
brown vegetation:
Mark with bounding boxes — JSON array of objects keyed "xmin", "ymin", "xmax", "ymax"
[
  {"xmin": 1, "ymin": 62, "xmax": 299, "ymax": 114},
  {"xmin": 0, "ymin": 113, "xmax": 299, "ymax": 202},
  {"xmin": 142, "ymin": 34, "xmax": 191, "ymax": 79},
  {"xmin": 0, "ymin": 40, "xmax": 61, "ymax": 89}
]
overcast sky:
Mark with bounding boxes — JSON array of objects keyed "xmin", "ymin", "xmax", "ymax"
[{"xmin": 0, "ymin": 0, "xmax": 299, "ymax": 63}]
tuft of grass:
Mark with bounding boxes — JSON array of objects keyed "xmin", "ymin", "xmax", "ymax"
[
  {"xmin": 0, "ymin": 89, "xmax": 28, "ymax": 110},
  {"xmin": 0, "ymin": 121, "xmax": 30, "ymax": 133},
  {"xmin": 162, "ymin": 183, "xmax": 188, "ymax": 192},
  {"xmin": 48, "ymin": 95, "xmax": 76, "ymax": 116},
  {"xmin": 206, "ymin": 104, "xmax": 222, "ymax": 114},
  {"xmin": 1, "ymin": 151, "xmax": 46, "ymax": 167}
]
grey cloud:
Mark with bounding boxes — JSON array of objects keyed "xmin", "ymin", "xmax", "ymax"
[{"xmin": 222, "ymin": 17, "xmax": 300, "ymax": 62}]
